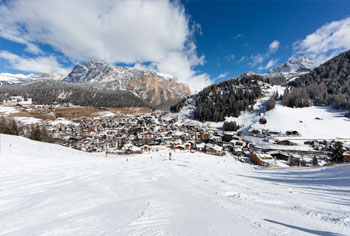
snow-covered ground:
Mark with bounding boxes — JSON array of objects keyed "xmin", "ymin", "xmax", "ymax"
[
  {"xmin": 0, "ymin": 106, "xmax": 20, "ymax": 115},
  {"xmin": 251, "ymin": 104, "xmax": 350, "ymax": 139},
  {"xmin": 0, "ymin": 134, "xmax": 349, "ymax": 236}
]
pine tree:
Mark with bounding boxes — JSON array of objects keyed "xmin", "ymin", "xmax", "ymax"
[
  {"xmin": 312, "ymin": 156, "xmax": 319, "ymax": 166},
  {"xmin": 330, "ymin": 142, "xmax": 344, "ymax": 163}
]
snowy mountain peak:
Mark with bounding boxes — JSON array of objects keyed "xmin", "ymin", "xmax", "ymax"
[{"xmin": 268, "ymin": 56, "xmax": 316, "ymax": 75}]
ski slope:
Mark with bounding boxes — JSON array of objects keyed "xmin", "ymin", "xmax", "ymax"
[
  {"xmin": 251, "ymin": 104, "xmax": 350, "ymax": 139},
  {"xmin": 0, "ymin": 134, "xmax": 349, "ymax": 236}
]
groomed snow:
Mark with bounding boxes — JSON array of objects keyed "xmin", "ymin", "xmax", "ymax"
[
  {"xmin": 251, "ymin": 104, "xmax": 350, "ymax": 139},
  {"xmin": 0, "ymin": 135, "xmax": 349, "ymax": 236}
]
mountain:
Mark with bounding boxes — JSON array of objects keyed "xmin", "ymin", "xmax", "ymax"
[
  {"xmin": 0, "ymin": 80, "xmax": 152, "ymax": 108},
  {"xmin": 170, "ymin": 72, "xmax": 269, "ymax": 122},
  {"xmin": 63, "ymin": 61, "xmax": 191, "ymax": 108},
  {"xmin": 266, "ymin": 57, "xmax": 316, "ymax": 85},
  {"xmin": 269, "ymin": 57, "xmax": 315, "ymax": 74},
  {"xmin": 286, "ymin": 50, "xmax": 350, "ymax": 110},
  {"xmin": 0, "ymin": 72, "xmax": 66, "ymax": 85}
]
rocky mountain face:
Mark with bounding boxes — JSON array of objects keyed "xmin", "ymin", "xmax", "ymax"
[
  {"xmin": 63, "ymin": 61, "xmax": 191, "ymax": 107},
  {"xmin": 266, "ymin": 57, "xmax": 316, "ymax": 85}
]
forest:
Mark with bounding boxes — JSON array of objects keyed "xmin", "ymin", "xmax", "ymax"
[
  {"xmin": 171, "ymin": 74, "xmax": 269, "ymax": 122},
  {"xmin": 286, "ymin": 50, "xmax": 350, "ymax": 111},
  {"xmin": 0, "ymin": 80, "xmax": 154, "ymax": 109}
]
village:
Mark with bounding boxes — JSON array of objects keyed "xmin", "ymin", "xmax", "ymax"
[{"xmin": 2, "ymin": 95, "xmax": 350, "ymax": 167}]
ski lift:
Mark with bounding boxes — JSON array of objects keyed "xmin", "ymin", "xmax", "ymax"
[{"xmin": 259, "ymin": 117, "xmax": 267, "ymax": 125}]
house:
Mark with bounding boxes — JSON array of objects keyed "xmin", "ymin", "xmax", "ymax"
[
  {"xmin": 121, "ymin": 144, "xmax": 142, "ymax": 155},
  {"xmin": 344, "ymin": 151, "xmax": 350, "ymax": 162},
  {"xmin": 277, "ymin": 140, "xmax": 297, "ymax": 146},
  {"xmin": 223, "ymin": 131, "xmax": 236, "ymax": 142},
  {"xmin": 249, "ymin": 153, "xmax": 275, "ymax": 167},
  {"xmin": 3, "ymin": 96, "xmax": 32, "ymax": 106},
  {"xmin": 206, "ymin": 144, "xmax": 225, "ymax": 156},
  {"xmin": 230, "ymin": 139, "xmax": 246, "ymax": 147},
  {"xmin": 286, "ymin": 130, "xmax": 299, "ymax": 136},
  {"xmin": 175, "ymin": 145, "xmax": 185, "ymax": 150},
  {"xmin": 183, "ymin": 142, "xmax": 192, "ymax": 150},
  {"xmin": 138, "ymin": 131, "xmax": 153, "ymax": 140},
  {"xmin": 269, "ymin": 151, "xmax": 290, "ymax": 161},
  {"xmin": 196, "ymin": 143, "xmax": 205, "ymax": 152}
]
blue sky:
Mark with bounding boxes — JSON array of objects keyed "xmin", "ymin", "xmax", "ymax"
[
  {"xmin": 184, "ymin": 0, "xmax": 350, "ymax": 81},
  {"xmin": 0, "ymin": 0, "xmax": 350, "ymax": 90}
]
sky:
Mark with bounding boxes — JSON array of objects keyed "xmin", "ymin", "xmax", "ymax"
[{"xmin": 0, "ymin": 0, "xmax": 350, "ymax": 90}]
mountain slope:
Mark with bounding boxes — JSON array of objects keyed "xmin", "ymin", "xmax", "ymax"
[
  {"xmin": 0, "ymin": 80, "xmax": 152, "ymax": 108},
  {"xmin": 1, "ymin": 134, "xmax": 349, "ymax": 236},
  {"xmin": 171, "ymin": 73, "xmax": 269, "ymax": 122},
  {"xmin": 64, "ymin": 61, "xmax": 191, "ymax": 107},
  {"xmin": 286, "ymin": 50, "xmax": 350, "ymax": 110},
  {"xmin": 266, "ymin": 57, "xmax": 316, "ymax": 85}
]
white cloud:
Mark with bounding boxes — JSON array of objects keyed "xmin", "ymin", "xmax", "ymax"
[
  {"xmin": 268, "ymin": 40, "xmax": 280, "ymax": 53},
  {"xmin": 249, "ymin": 40, "xmax": 279, "ymax": 67},
  {"xmin": 215, "ymin": 72, "xmax": 229, "ymax": 80},
  {"xmin": 249, "ymin": 54, "xmax": 264, "ymax": 67},
  {"xmin": 258, "ymin": 58, "xmax": 279, "ymax": 71},
  {"xmin": 0, "ymin": 0, "xmax": 210, "ymax": 90},
  {"xmin": 233, "ymin": 34, "xmax": 244, "ymax": 39},
  {"xmin": 238, "ymin": 56, "xmax": 246, "ymax": 63},
  {"xmin": 293, "ymin": 17, "xmax": 350, "ymax": 65},
  {"xmin": 0, "ymin": 51, "xmax": 70, "ymax": 75}
]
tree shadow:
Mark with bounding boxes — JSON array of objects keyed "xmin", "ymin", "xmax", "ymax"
[{"xmin": 264, "ymin": 219, "xmax": 344, "ymax": 236}]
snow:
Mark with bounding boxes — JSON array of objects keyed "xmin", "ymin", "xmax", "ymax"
[
  {"xmin": 0, "ymin": 73, "xmax": 32, "ymax": 84},
  {"xmin": 93, "ymin": 111, "xmax": 117, "ymax": 118},
  {"xmin": 251, "ymin": 104, "xmax": 350, "ymax": 139},
  {"xmin": 0, "ymin": 72, "xmax": 66, "ymax": 84},
  {"xmin": 0, "ymin": 134, "xmax": 349, "ymax": 236},
  {"xmin": 49, "ymin": 118, "xmax": 77, "ymax": 126},
  {"xmin": 13, "ymin": 116, "xmax": 41, "ymax": 124},
  {"xmin": 268, "ymin": 57, "xmax": 315, "ymax": 75},
  {"xmin": 0, "ymin": 106, "xmax": 20, "ymax": 115}
]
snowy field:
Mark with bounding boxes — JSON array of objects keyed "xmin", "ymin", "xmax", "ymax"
[
  {"xmin": 0, "ymin": 134, "xmax": 349, "ymax": 236},
  {"xmin": 251, "ymin": 104, "xmax": 350, "ymax": 139}
]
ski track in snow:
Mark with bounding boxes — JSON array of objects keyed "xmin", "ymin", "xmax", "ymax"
[{"xmin": 0, "ymin": 134, "xmax": 349, "ymax": 236}]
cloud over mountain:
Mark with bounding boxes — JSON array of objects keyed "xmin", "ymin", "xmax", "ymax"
[
  {"xmin": 293, "ymin": 17, "xmax": 350, "ymax": 65},
  {"xmin": 0, "ymin": 0, "xmax": 211, "ymax": 90}
]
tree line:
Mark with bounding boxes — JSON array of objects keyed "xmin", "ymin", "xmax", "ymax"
[
  {"xmin": 285, "ymin": 50, "xmax": 350, "ymax": 114},
  {"xmin": 0, "ymin": 117, "xmax": 53, "ymax": 143}
]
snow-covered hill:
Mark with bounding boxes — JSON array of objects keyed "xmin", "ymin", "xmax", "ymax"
[
  {"xmin": 64, "ymin": 61, "xmax": 191, "ymax": 107},
  {"xmin": 0, "ymin": 72, "xmax": 66, "ymax": 85},
  {"xmin": 1, "ymin": 134, "xmax": 349, "ymax": 235}
]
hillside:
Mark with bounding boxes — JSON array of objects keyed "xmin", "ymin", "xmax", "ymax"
[
  {"xmin": 64, "ymin": 61, "xmax": 191, "ymax": 107},
  {"xmin": 0, "ymin": 73, "xmax": 65, "ymax": 85},
  {"xmin": 286, "ymin": 50, "xmax": 350, "ymax": 110},
  {"xmin": 1, "ymin": 134, "xmax": 349, "ymax": 236},
  {"xmin": 0, "ymin": 80, "xmax": 152, "ymax": 108},
  {"xmin": 171, "ymin": 73, "xmax": 270, "ymax": 122}
]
